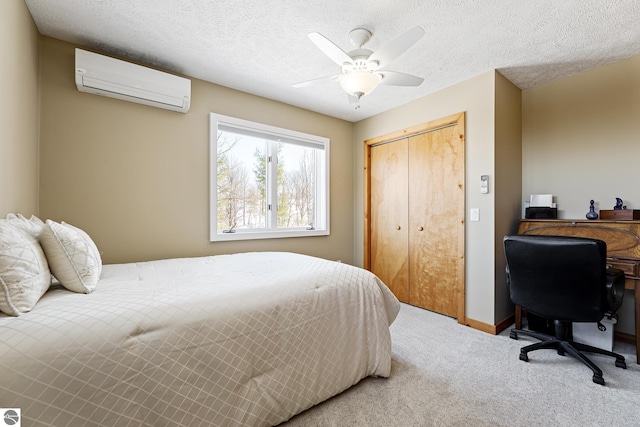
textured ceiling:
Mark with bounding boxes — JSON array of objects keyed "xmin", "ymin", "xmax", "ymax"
[{"xmin": 24, "ymin": 0, "xmax": 640, "ymax": 122}]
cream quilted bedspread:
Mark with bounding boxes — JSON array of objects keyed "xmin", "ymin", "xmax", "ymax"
[{"xmin": 0, "ymin": 252, "xmax": 400, "ymax": 427}]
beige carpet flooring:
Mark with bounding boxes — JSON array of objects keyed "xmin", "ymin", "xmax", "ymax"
[{"xmin": 283, "ymin": 303, "xmax": 640, "ymax": 426}]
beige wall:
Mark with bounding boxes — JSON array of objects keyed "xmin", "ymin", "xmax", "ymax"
[
  {"xmin": 354, "ymin": 70, "xmax": 514, "ymax": 327},
  {"xmin": 0, "ymin": 0, "xmax": 40, "ymax": 216},
  {"xmin": 523, "ymin": 55, "xmax": 640, "ymax": 335},
  {"xmin": 38, "ymin": 37, "xmax": 355, "ymax": 265},
  {"xmin": 522, "ymin": 56, "xmax": 640, "ymax": 217},
  {"xmin": 494, "ymin": 72, "xmax": 522, "ymax": 322}
]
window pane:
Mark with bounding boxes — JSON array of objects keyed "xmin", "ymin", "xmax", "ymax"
[
  {"xmin": 210, "ymin": 112, "xmax": 329, "ymax": 241},
  {"xmin": 216, "ymin": 132, "xmax": 267, "ymax": 230},
  {"xmin": 276, "ymin": 142, "xmax": 316, "ymax": 229}
]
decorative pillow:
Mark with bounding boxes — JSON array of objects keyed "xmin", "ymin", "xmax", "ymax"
[
  {"xmin": 39, "ymin": 220, "xmax": 102, "ymax": 294},
  {"xmin": 5, "ymin": 213, "xmax": 45, "ymax": 239},
  {"xmin": 0, "ymin": 221, "xmax": 51, "ymax": 316}
]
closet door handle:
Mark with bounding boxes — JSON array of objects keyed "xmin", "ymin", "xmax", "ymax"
[
  {"xmin": 418, "ymin": 226, "xmax": 424, "ymax": 231},
  {"xmin": 396, "ymin": 225, "xmax": 401, "ymax": 230}
]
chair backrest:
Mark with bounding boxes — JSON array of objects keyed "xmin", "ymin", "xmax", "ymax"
[{"xmin": 503, "ymin": 234, "xmax": 607, "ymax": 322}]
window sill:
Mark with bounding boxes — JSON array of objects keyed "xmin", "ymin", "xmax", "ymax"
[{"xmin": 210, "ymin": 228, "xmax": 329, "ymax": 242}]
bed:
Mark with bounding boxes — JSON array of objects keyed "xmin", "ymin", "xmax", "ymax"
[{"xmin": 0, "ymin": 250, "xmax": 400, "ymax": 427}]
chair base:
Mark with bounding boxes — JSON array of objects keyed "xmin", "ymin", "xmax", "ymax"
[{"xmin": 510, "ymin": 328, "xmax": 626, "ymax": 385}]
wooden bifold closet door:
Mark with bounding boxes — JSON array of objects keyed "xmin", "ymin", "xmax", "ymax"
[
  {"xmin": 365, "ymin": 113, "xmax": 465, "ymax": 322},
  {"xmin": 370, "ymin": 138, "xmax": 409, "ymax": 302}
]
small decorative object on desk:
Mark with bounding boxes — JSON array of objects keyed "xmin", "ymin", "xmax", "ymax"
[
  {"xmin": 600, "ymin": 199, "xmax": 640, "ymax": 220},
  {"xmin": 614, "ymin": 198, "xmax": 624, "ymax": 210},
  {"xmin": 586, "ymin": 200, "xmax": 598, "ymax": 220}
]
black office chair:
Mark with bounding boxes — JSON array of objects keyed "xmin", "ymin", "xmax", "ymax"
[{"xmin": 503, "ymin": 234, "xmax": 626, "ymax": 385}]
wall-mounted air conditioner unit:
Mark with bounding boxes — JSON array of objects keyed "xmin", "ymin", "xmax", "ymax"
[{"xmin": 75, "ymin": 48, "xmax": 191, "ymax": 113}]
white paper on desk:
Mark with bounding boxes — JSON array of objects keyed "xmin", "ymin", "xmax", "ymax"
[{"xmin": 530, "ymin": 194, "xmax": 553, "ymax": 207}]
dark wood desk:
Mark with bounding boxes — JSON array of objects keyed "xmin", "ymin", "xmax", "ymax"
[{"xmin": 517, "ymin": 219, "xmax": 640, "ymax": 364}]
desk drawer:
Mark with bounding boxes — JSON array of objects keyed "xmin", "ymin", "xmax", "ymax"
[{"xmin": 607, "ymin": 259, "xmax": 638, "ymax": 278}]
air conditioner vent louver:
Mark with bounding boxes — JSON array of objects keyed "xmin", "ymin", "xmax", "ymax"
[{"xmin": 75, "ymin": 49, "xmax": 191, "ymax": 113}]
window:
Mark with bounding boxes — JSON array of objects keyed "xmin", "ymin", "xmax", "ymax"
[{"xmin": 210, "ymin": 113, "xmax": 329, "ymax": 241}]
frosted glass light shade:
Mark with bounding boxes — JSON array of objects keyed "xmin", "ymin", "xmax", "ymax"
[{"xmin": 339, "ymin": 71, "xmax": 381, "ymax": 96}]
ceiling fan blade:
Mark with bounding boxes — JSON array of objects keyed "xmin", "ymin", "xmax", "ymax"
[
  {"xmin": 308, "ymin": 32, "xmax": 354, "ymax": 66},
  {"xmin": 378, "ymin": 70, "xmax": 424, "ymax": 87},
  {"xmin": 369, "ymin": 26, "xmax": 425, "ymax": 68},
  {"xmin": 293, "ymin": 75, "xmax": 340, "ymax": 88}
]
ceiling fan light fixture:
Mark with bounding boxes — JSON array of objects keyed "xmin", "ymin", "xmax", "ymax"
[
  {"xmin": 296, "ymin": 26, "xmax": 425, "ymax": 105},
  {"xmin": 339, "ymin": 71, "xmax": 381, "ymax": 97}
]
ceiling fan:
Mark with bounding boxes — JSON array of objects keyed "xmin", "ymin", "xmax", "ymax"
[{"xmin": 293, "ymin": 26, "xmax": 425, "ymax": 108}]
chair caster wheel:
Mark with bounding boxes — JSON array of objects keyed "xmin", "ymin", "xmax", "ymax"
[
  {"xmin": 615, "ymin": 359, "xmax": 627, "ymax": 369},
  {"xmin": 592, "ymin": 375, "xmax": 605, "ymax": 386},
  {"xmin": 519, "ymin": 353, "xmax": 528, "ymax": 362},
  {"xmin": 509, "ymin": 330, "xmax": 518, "ymax": 340}
]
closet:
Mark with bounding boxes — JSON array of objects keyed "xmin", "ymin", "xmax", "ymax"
[{"xmin": 364, "ymin": 113, "xmax": 465, "ymax": 321}]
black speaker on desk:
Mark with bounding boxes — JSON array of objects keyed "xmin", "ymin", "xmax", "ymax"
[{"xmin": 525, "ymin": 207, "xmax": 557, "ymax": 219}]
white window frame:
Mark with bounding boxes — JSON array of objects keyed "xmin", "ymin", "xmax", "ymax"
[{"xmin": 209, "ymin": 113, "xmax": 330, "ymax": 242}]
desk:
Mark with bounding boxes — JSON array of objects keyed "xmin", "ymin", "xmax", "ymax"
[{"xmin": 517, "ymin": 219, "xmax": 640, "ymax": 364}]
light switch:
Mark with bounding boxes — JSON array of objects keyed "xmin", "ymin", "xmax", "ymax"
[{"xmin": 470, "ymin": 208, "xmax": 480, "ymax": 221}]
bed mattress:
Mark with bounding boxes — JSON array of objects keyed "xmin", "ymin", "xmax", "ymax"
[{"xmin": 0, "ymin": 252, "xmax": 400, "ymax": 426}]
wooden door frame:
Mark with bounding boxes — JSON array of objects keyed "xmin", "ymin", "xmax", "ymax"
[{"xmin": 364, "ymin": 112, "xmax": 466, "ymax": 323}]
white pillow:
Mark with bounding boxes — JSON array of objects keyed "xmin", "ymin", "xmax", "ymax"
[
  {"xmin": 0, "ymin": 220, "xmax": 51, "ymax": 316},
  {"xmin": 39, "ymin": 220, "xmax": 102, "ymax": 294},
  {"xmin": 5, "ymin": 213, "xmax": 45, "ymax": 239}
]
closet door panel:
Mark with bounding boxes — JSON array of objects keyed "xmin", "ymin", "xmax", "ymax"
[
  {"xmin": 408, "ymin": 125, "xmax": 464, "ymax": 317},
  {"xmin": 370, "ymin": 139, "xmax": 409, "ymax": 302}
]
